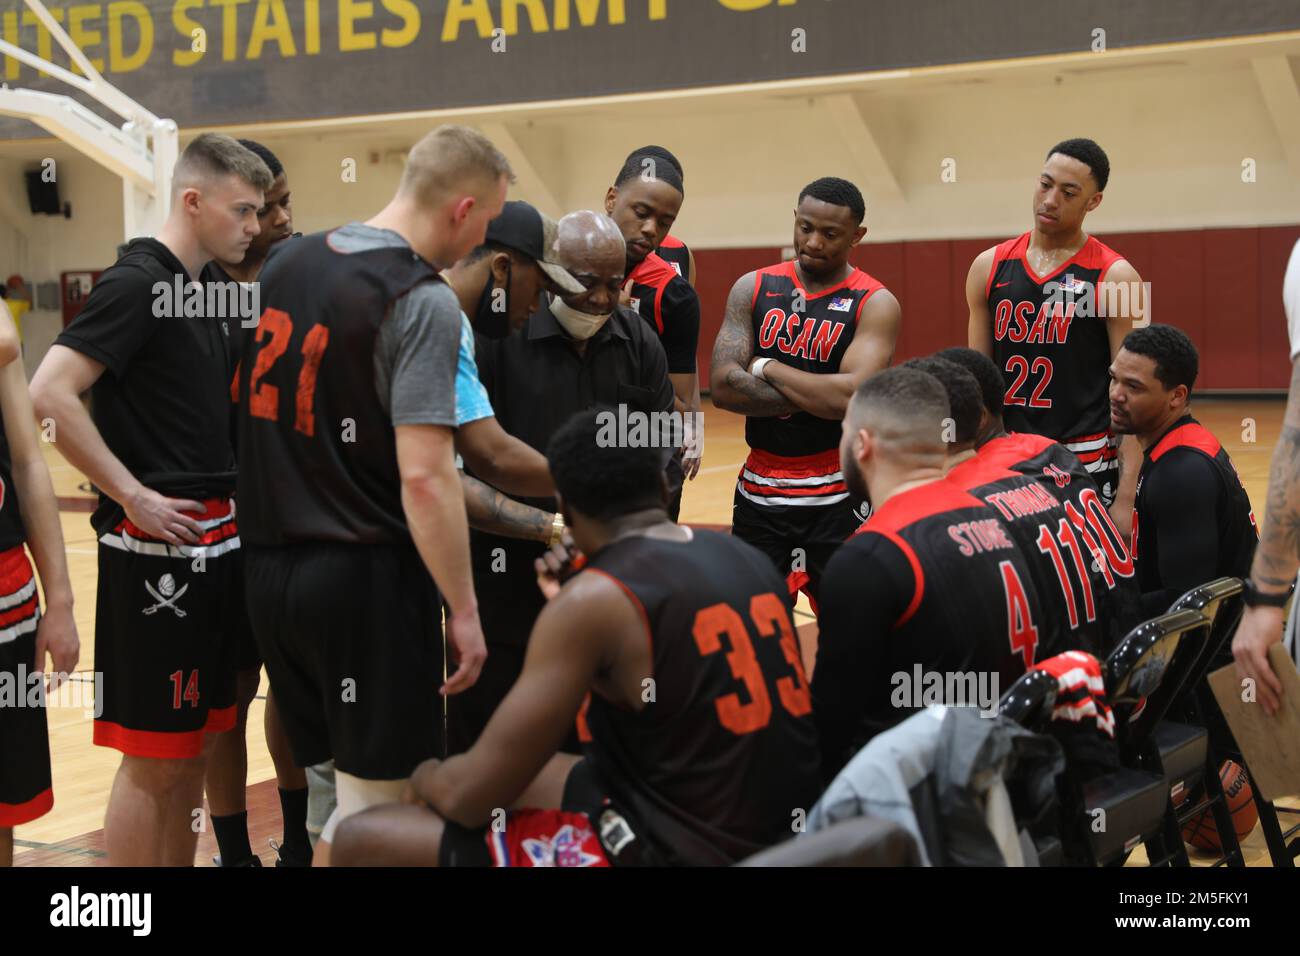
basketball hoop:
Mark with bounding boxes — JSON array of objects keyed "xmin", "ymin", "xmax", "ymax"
[{"xmin": 0, "ymin": 0, "xmax": 177, "ymax": 239}]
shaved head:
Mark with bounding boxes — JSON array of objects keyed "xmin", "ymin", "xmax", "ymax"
[
  {"xmin": 847, "ymin": 367, "xmax": 951, "ymax": 462},
  {"xmin": 555, "ymin": 210, "xmax": 625, "ymax": 272}
]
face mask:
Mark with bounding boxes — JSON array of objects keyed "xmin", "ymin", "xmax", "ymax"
[
  {"xmin": 549, "ymin": 294, "xmax": 611, "ymax": 341},
  {"xmin": 472, "ymin": 259, "xmax": 512, "ymax": 340}
]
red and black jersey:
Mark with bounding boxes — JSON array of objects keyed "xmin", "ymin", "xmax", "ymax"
[
  {"xmin": 812, "ymin": 480, "xmax": 1040, "ymax": 773},
  {"xmin": 626, "ymin": 251, "xmax": 700, "ymax": 375},
  {"xmin": 948, "ymin": 451, "xmax": 1120, "ymax": 659},
  {"xmin": 739, "ymin": 261, "xmax": 883, "ymax": 509},
  {"xmin": 581, "ymin": 529, "xmax": 821, "ymax": 865},
  {"xmin": 0, "ymin": 422, "xmax": 25, "ymax": 552},
  {"xmin": 1131, "ymin": 416, "xmax": 1258, "ymax": 614},
  {"xmin": 987, "ymin": 231, "xmax": 1126, "ymax": 472},
  {"xmin": 237, "ymin": 231, "xmax": 440, "ymax": 546},
  {"xmin": 977, "ymin": 431, "xmax": 1140, "ymax": 650},
  {"xmin": 654, "ymin": 234, "xmax": 690, "ymax": 282}
]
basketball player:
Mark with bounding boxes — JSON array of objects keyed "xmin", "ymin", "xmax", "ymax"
[
  {"xmin": 236, "ymin": 125, "xmax": 506, "ymax": 865},
  {"xmin": 937, "ymin": 346, "xmax": 1140, "ymax": 650},
  {"xmin": 0, "ymin": 306, "xmax": 79, "ymax": 867},
  {"xmin": 194, "ymin": 139, "xmax": 309, "ymax": 868},
  {"xmin": 606, "ymin": 149, "xmax": 703, "ymax": 502},
  {"xmin": 628, "ymin": 146, "xmax": 695, "ymax": 286},
  {"xmin": 451, "ymin": 211, "xmax": 677, "ymax": 758},
  {"xmin": 812, "ymin": 367, "xmax": 1041, "ymax": 781},
  {"xmin": 967, "ymin": 138, "xmax": 1146, "ymax": 535},
  {"xmin": 1233, "ymin": 237, "xmax": 1300, "ymax": 715},
  {"xmin": 30, "ymin": 134, "xmax": 273, "ymax": 866},
  {"xmin": 329, "ymin": 407, "xmax": 820, "ymax": 866},
  {"xmin": 917, "ymin": 355, "xmax": 1127, "ymax": 658},
  {"xmin": 1109, "ymin": 325, "xmax": 1257, "ymax": 618},
  {"xmin": 710, "ymin": 177, "xmax": 900, "ymax": 604}
]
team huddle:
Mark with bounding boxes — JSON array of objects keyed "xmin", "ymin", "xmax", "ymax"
[{"xmin": 0, "ymin": 125, "xmax": 1259, "ymax": 867}]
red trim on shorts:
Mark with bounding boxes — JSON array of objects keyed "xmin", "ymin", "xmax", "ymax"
[
  {"xmin": 743, "ymin": 447, "xmax": 841, "ymax": 479},
  {"xmin": 117, "ymin": 497, "xmax": 237, "ymax": 546},
  {"xmin": 94, "ymin": 704, "xmax": 237, "ymax": 760},
  {"xmin": 0, "ymin": 544, "xmax": 33, "ymax": 593},
  {"xmin": 0, "ymin": 787, "xmax": 53, "ymax": 827},
  {"xmin": 739, "ymin": 479, "xmax": 848, "ymax": 498}
]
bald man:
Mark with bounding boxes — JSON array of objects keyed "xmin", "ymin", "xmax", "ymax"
[
  {"xmin": 450, "ymin": 210, "xmax": 679, "ymax": 756},
  {"xmin": 810, "ymin": 367, "xmax": 1043, "ymax": 781},
  {"xmin": 31, "ymin": 134, "xmax": 274, "ymax": 865}
]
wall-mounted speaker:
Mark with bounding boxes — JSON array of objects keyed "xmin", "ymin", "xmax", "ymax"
[{"xmin": 25, "ymin": 170, "xmax": 70, "ymax": 218}]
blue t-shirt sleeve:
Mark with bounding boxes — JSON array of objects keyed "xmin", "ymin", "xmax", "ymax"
[{"xmin": 455, "ymin": 312, "xmax": 495, "ymax": 427}]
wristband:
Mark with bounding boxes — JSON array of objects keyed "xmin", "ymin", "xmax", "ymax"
[
  {"xmin": 549, "ymin": 513, "xmax": 566, "ymax": 548},
  {"xmin": 750, "ymin": 357, "xmax": 773, "ymax": 381},
  {"xmin": 1243, "ymin": 578, "xmax": 1292, "ymax": 609}
]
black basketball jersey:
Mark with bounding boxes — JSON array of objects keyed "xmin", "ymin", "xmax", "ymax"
[
  {"xmin": 979, "ymin": 431, "xmax": 1141, "ymax": 650},
  {"xmin": 1132, "ymin": 417, "xmax": 1258, "ymax": 597},
  {"xmin": 948, "ymin": 450, "xmax": 1123, "ymax": 659},
  {"xmin": 987, "ymin": 232, "xmax": 1126, "ymax": 465},
  {"xmin": 738, "ymin": 261, "xmax": 883, "ymax": 509},
  {"xmin": 625, "ymin": 250, "xmax": 699, "ymax": 375},
  {"xmin": 0, "ymin": 420, "xmax": 25, "ymax": 552},
  {"xmin": 822, "ymin": 480, "xmax": 1040, "ymax": 746},
  {"xmin": 580, "ymin": 529, "xmax": 821, "ymax": 866},
  {"xmin": 236, "ymin": 230, "xmax": 439, "ymax": 546},
  {"xmin": 655, "ymin": 234, "xmax": 690, "ymax": 281}
]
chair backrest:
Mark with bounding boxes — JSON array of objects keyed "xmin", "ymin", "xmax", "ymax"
[
  {"xmin": 998, "ymin": 667, "xmax": 1059, "ymax": 731},
  {"xmin": 1105, "ymin": 608, "xmax": 1209, "ymax": 744},
  {"xmin": 1168, "ymin": 577, "xmax": 1245, "ymax": 677}
]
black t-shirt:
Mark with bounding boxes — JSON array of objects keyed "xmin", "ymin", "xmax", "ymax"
[{"xmin": 55, "ymin": 238, "xmax": 235, "ymax": 533}]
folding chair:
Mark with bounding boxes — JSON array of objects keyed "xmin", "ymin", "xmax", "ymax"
[{"xmin": 1101, "ymin": 607, "xmax": 1210, "ymax": 866}]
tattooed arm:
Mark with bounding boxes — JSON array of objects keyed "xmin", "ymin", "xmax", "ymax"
[
  {"xmin": 460, "ymin": 474, "xmax": 554, "ymax": 543},
  {"xmin": 709, "ymin": 271, "xmax": 798, "ymax": 417},
  {"xmin": 1232, "ymin": 357, "xmax": 1300, "ymax": 715}
]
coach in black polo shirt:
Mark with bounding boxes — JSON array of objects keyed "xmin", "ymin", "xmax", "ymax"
[{"xmin": 448, "ymin": 210, "xmax": 678, "ymax": 755}]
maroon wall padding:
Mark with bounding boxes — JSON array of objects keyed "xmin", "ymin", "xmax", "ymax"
[{"xmin": 693, "ymin": 224, "xmax": 1300, "ymax": 390}]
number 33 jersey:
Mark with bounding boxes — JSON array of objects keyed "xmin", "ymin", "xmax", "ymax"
[{"xmin": 581, "ymin": 529, "xmax": 821, "ymax": 866}]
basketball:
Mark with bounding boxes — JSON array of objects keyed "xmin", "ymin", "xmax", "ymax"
[{"xmin": 1179, "ymin": 760, "xmax": 1259, "ymax": 852}]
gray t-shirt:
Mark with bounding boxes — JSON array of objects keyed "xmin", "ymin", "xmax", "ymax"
[{"xmin": 329, "ymin": 222, "xmax": 460, "ymax": 427}]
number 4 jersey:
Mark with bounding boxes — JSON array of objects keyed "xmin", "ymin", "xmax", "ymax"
[
  {"xmin": 581, "ymin": 528, "xmax": 821, "ymax": 865},
  {"xmin": 986, "ymin": 232, "xmax": 1126, "ymax": 500}
]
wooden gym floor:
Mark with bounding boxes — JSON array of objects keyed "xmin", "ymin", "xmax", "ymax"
[{"xmin": 11, "ymin": 398, "xmax": 1298, "ymax": 866}]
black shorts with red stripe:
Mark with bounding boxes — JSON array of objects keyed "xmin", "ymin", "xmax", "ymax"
[
  {"xmin": 0, "ymin": 545, "xmax": 50, "ymax": 827},
  {"xmin": 731, "ymin": 448, "xmax": 867, "ymax": 607},
  {"xmin": 92, "ymin": 497, "xmax": 243, "ymax": 758}
]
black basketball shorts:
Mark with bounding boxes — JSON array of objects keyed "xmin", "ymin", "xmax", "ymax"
[
  {"xmin": 0, "ymin": 545, "xmax": 51, "ymax": 826},
  {"xmin": 92, "ymin": 498, "xmax": 242, "ymax": 759},
  {"xmin": 243, "ymin": 541, "xmax": 445, "ymax": 781}
]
